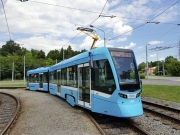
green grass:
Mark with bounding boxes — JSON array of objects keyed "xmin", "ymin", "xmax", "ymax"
[
  {"xmin": 0, "ymin": 79, "xmax": 24, "ymax": 83},
  {"xmin": 0, "ymin": 80, "xmax": 26, "ymax": 87},
  {"xmin": 0, "ymin": 83, "xmax": 25, "ymax": 87},
  {"xmin": 142, "ymin": 84, "xmax": 180, "ymax": 103}
]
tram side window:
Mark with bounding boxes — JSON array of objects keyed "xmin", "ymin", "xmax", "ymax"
[
  {"xmin": 61, "ymin": 68, "xmax": 67, "ymax": 86},
  {"xmin": 91, "ymin": 59, "xmax": 116, "ymax": 94},
  {"xmin": 67, "ymin": 66, "xmax": 77, "ymax": 87},
  {"xmin": 43, "ymin": 72, "xmax": 48, "ymax": 83},
  {"xmin": 53, "ymin": 70, "xmax": 57, "ymax": 84},
  {"xmin": 50, "ymin": 72, "xmax": 53, "ymax": 84},
  {"xmin": 29, "ymin": 74, "xmax": 38, "ymax": 83},
  {"xmin": 49, "ymin": 71, "xmax": 57, "ymax": 84}
]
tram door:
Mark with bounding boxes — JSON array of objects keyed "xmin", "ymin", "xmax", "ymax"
[
  {"xmin": 78, "ymin": 63, "xmax": 91, "ymax": 108},
  {"xmin": 39, "ymin": 73, "xmax": 43, "ymax": 90},
  {"xmin": 57, "ymin": 70, "xmax": 61, "ymax": 96},
  {"xmin": 26, "ymin": 75, "xmax": 29, "ymax": 88}
]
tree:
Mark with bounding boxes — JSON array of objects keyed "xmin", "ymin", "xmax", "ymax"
[
  {"xmin": 31, "ymin": 49, "xmax": 39, "ymax": 59},
  {"xmin": 138, "ymin": 62, "xmax": 146, "ymax": 71},
  {"xmin": 37, "ymin": 50, "xmax": 45, "ymax": 59},
  {"xmin": 168, "ymin": 60, "xmax": 180, "ymax": 76},
  {"xmin": 47, "ymin": 49, "xmax": 60, "ymax": 60},
  {"xmin": 0, "ymin": 40, "xmax": 89, "ymax": 80},
  {"xmin": 0, "ymin": 40, "xmax": 23, "ymax": 56},
  {"xmin": 165, "ymin": 56, "xmax": 178, "ymax": 64},
  {"xmin": 46, "ymin": 58, "xmax": 55, "ymax": 66},
  {"xmin": 65, "ymin": 45, "xmax": 73, "ymax": 59},
  {"xmin": 151, "ymin": 61, "xmax": 158, "ymax": 67},
  {"xmin": 80, "ymin": 49, "xmax": 87, "ymax": 53},
  {"xmin": 164, "ymin": 56, "xmax": 178, "ymax": 75}
]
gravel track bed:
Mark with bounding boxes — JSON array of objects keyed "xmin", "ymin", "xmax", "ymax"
[
  {"xmin": 132, "ymin": 97, "xmax": 180, "ymax": 135},
  {"xmin": 0, "ymin": 89, "xmax": 101, "ymax": 135},
  {"xmin": 0, "ymin": 93, "xmax": 17, "ymax": 134},
  {"xmin": 132, "ymin": 113, "xmax": 180, "ymax": 135}
]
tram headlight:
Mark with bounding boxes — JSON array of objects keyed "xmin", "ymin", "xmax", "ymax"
[
  {"xmin": 118, "ymin": 93, "xmax": 127, "ymax": 98},
  {"xmin": 136, "ymin": 91, "xmax": 141, "ymax": 98}
]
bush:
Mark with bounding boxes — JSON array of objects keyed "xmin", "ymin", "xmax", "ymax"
[
  {"xmin": 140, "ymin": 73, "xmax": 145, "ymax": 79},
  {"xmin": 139, "ymin": 71, "xmax": 144, "ymax": 74}
]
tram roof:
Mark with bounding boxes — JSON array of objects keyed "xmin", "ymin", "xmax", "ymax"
[{"xmin": 27, "ymin": 67, "xmax": 49, "ymax": 74}]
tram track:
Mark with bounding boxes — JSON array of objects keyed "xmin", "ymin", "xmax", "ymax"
[
  {"xmin": 86, "ymin": 100, "xmax": 180, "ymax": 135},
  {"xmin": 142, "ymin": 100, "xmax": 180, "ymax": 122},
  {"xmin": 0, "ymin": 92, "xmax": 20, "ymax": 135},
  {"xmin": 86, "ymin": 111, "xmax": 152, "ymax": 135}
]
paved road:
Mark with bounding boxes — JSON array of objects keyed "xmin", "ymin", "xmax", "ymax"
[{"xmin": 142, "ymin": 76, "xmax": 180, "ymax": 86}]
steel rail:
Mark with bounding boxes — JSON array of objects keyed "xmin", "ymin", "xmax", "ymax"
[
  {"xmin": 142, "ymin": 100, "xmax": 180, "ymax": 113},
  {"xmin": 143, "ymin": 108, "xmax": 180, "ymax": 123},
  {"xmin": 142, "ymin": 100, "xmax": 180, "ymax": 123},
  {"xmin": 85, "ymin": 112, "xmax": 106, "ymax": 135},
  {"xmin": 0, "ymin": 92, "xmax": 20, "ymax": 135},
  {"xmin": 86, "ymin": 111, "xmax": 152, "ymax": 135},
  {"xmin": 125, "ymin": 119, "xmax": 152, "ymax": 135}
]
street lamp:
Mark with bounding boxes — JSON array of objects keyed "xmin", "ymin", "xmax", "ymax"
[
  {"xmin": 146, "ymin": 44, "xmax": 149, "ymax": 79},
  {"xmin": 63, "ymin": 48, "xmax": 64, "ymax": 60},
  {"xmin": 24, "ymin": 55, "xmax": 25, "ymax": 85},
  {"xmin": 12, "ymin": 61, "xmax": 14, "ymax": 82},
  {"xmin": 90, "ymin": 25, "xmax": 105, "ymax": 47},
  {"xmin": 156, "ymin": 50, "xmax": 159, "ymax": 75},
  {"xmin": 20, "ymin": 44, "xmax": 26, "ymax": 85}
]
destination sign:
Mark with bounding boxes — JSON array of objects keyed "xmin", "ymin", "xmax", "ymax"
[{"xmin": 110, "ymin": 51, "xmax": 132, "ymax": 57}]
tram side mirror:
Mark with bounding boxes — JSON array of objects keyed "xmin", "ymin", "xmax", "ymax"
[
  {"xmin": 89, "ymin": 60, "xmax": 93, "ymax": 69},
  {"xmin": 130, "ymin": 63, "xmax": 134, "ymax": 71}
]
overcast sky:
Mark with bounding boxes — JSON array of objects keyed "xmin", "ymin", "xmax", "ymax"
[{"xmin": 0, "ymin": 0, "xmax": 180, "ymax": 64}]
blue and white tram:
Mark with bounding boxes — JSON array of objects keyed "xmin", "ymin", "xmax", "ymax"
[
  {"xmin": 26, "ymin": 67, "xmax": 49, "ymax": 91},
  {"xmin": 47, "ymin": 47, "xmax": 143, "ymax": 118}
]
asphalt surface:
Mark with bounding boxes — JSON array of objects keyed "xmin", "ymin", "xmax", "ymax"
[{"xmin": 142, "ymin": 76, "xmax": 180, "ymax": 86}]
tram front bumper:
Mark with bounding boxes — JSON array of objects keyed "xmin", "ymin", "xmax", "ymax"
[{"xmin": 118, "ymin": 102, "xmax": 143, "ymax": 118}]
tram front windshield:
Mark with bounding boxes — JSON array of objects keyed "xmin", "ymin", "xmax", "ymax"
[{"xmin": 110, "ymin": 51, "xmax": 140, "ymax": 92}]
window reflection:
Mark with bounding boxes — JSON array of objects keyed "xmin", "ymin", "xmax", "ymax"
[{"xmin": 91, "ymin": 59, "xmax": 116, "ymax": 94}]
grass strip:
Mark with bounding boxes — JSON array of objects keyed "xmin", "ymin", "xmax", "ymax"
[{"xmin": 142, "ymin": 84, "xmax": 180, "ymax": 103}]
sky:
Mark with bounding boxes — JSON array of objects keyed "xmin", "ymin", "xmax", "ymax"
[{"xmin": 0, "ymin": 0, "xmax": 180, "ymax": 65}]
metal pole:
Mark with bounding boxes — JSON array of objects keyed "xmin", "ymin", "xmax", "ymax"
[
  {"xmin": 63, "ymin": 49, "xmax": 64, "ymax": 60},
  {"xmin": 12, "ymin": 61, "xmax": 14, "ymax": 82},
  {"xmin": 24, "ymin": 56, "xmax": 25, "ymax": 85},
  {"xmin": 97, "ymin": 29, "xmax": 105, "ymax": 47},
  {"xmin": 163, "ymin": 60, "xmax": 165, "ymax": 76},
  {"xmin": 157, "ymin": 51, "xmax": 159, "ymax": 75},
  {"xmin": 0, "ymin": 67, "xmax": 1, "ymax": 81},
  {"xmin": 103, "ymin": 30, "xmax": 105, "ymax": 47},
  {"xmin": 96, "ymin": 28, "xmax": 105, "ymax": 47},
  {"xmin": 146, "ymin": 45, "xmax": 149, "ymax": 79}
]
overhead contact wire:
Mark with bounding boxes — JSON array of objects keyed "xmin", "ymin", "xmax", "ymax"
[
  {"xmin": 1, "ymin": 0, "xmax": 11, "ymax": 40},
  {"xmin": 109, "ymin": 0, "xmax": 180, "ymax": 41},
  {"xmin": 28, "ymin": 0, "xmax": 101, "ymax": 14}
]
